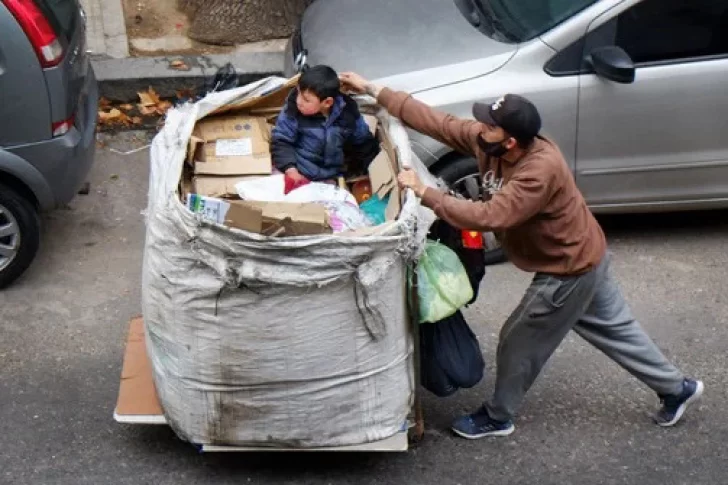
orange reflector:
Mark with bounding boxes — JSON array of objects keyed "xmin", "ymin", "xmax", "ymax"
[{"xmin": 462, "ymin": 230, "xmax": 483, "ymax": 249}]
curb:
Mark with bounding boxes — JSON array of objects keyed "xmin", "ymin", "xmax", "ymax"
[{"xmin": 93, "ymin": 51, "xmax": 285, "ymax": 102}]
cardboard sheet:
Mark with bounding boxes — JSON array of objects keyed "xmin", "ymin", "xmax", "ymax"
[
  {"xmin": 193, "ymin": 175, "xmax": 265, "ymax": 198},
  {"xmin": 363, "ymin": 115, "xmax": 378, "ymax": 136},
  {"xmin": 234, "ymin": 200, "xmax": 331, "ymax": 236},
  {"xmin": 114, "ymin": 317, "xmax": 164, "ymax": 420},
  {"xmin": 192, "ymin": 116, "xmax": 272, "ymax": 176}
]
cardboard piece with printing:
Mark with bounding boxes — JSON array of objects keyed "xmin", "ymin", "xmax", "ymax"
[{"xmin": 192, "ymin": 116, "xmax": 273, "ymax": 176}]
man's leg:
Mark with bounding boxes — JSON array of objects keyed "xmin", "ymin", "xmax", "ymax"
[
  {"xmin": 573, "ymin": 255, "xmax": 703, "ymax": 426},
  {"xmin": 452, "ymin": 265, "xmax": 601, "ymax": 439}
]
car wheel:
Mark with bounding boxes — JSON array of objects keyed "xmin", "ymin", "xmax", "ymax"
[
  {"xmin": 0, "ymin": 183, "xmax": 40, "ymax": 289},
  {"xmin": 434, "ymin": 157, "xmax": 507, "ymax": 265}
]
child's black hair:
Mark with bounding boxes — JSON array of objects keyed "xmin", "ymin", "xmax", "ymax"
[{"xmin": 298, "ymin": 65, "xmax": 341, "ymax": 101}]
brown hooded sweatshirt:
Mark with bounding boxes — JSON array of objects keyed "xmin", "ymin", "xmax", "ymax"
[{"xmin": 378, "ymin": 87, "xmax": 606, "ymax": 276}]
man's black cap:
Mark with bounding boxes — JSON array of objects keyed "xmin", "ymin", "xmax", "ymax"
[{"xmin": 472, "ymin": 94, "xmax": 542, "ymax": 141}]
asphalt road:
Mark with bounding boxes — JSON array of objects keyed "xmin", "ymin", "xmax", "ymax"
[{"xmin": 2, "ymin": 132, "xmax": 727, "ymax": 485}]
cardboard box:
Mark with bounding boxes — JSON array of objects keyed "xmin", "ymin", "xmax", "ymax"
[
  {"xmin": 193, "ymin": 175, "xmax": 264, "ymax": 198},
  {"xmin": 191, "ymin": 115, "xmax": 272, "ymax": 176},
  {"xmin": 186, "ymin": 194, "xmax": 263, "ymax": 233},
  {"xmin": 186, "ymin": 194, "xmax": 329, "ymax": 236},
  {"xmin": 237, "ymin": 201, "xmax": 331, "ymax": 237}
]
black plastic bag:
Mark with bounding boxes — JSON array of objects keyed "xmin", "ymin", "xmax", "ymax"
[
  {"xmin": 419, "ymin": 310, "xmax": 485, "ymax": 397},
  {"xmin": 419, "ymin": 219, "xmax": 487, "ymax": 397},
  {"xmin": 202, "ymin": 63, "xmax": 240, "ymax": 95}
]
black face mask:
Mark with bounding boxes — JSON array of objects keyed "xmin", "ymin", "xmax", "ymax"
[{"xmin": 478, "ymin": 136, "xmax": 510, "ymax": 158}]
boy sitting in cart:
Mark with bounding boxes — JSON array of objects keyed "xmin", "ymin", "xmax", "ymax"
[{"xmin": 271, "ymin": 65, "xmax": 380, "ymax": 192}]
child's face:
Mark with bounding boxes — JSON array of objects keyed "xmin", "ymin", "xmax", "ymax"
[{"xmin": 297, "ymin": 88, "xmax": 334, "ymax": 116}]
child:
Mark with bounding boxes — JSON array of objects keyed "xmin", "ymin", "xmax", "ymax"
[{"xmin": 271, "ymin": 65, "xmax": 380, "ymax": 190}]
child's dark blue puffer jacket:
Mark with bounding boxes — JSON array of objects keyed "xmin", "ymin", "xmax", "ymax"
[{"xmin": 271, "ymin": 91, "xmax": 380, "ymax": 181}]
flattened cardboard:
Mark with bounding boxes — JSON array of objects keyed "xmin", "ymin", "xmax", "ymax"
[
  {"xmin": 224, "ymin": 201, "xmax": 264, "ymax": 233},
  {"xmin": 193, "ymin": 175, "xmax": 263, "ymax": 198},
  {"xmin": 194, "ymin": 115, "xmax": 268, "ymax": 142},
  {"xmin": 115, "ymin": 317, "xmax": 164, "ymax": 418},
  {"xmin": 195, "ymin": 146, "xmax": 272, "ymax": 176},
  {"xmin": 363, "ymin": 115, "xmax": 378, "ymax": 136},
  {"xmin": 193, "ymin": 115, "xmax": 272, "ymax": 176},
  {"xmin": 369, "ymin": 149, "xmax": 394, "ymax": 198},
  {"xmin": 209, "ymin": 75, "xmax": 300, "ymax": 116},
  {"xmin": 237, "ymin": 201, "xmax": 331, "ymax": 236}
]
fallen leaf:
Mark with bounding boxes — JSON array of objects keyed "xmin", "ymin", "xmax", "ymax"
[
  {"xmin": 138, "ymin": 104, "xmax": 158, "ymax": 116},
  {"xmin": 117, "ymin": 112, "xmax": 132, "ymax": 126},
  {"xmin": 119, "ymin": 104, "xmax": 134, "ymax": 111},
  {"xmin": 99, "ymin": 97, "xmax": 112, "ymax": 108},
  {"xmin": 138, "ymin": 87, "xmax": 161, "ymax": 107},
  {"xmin": 155, "ymin": 100, "xmax": 173, "ymax": 115},
  {"xmin": 131, "ymin": 116, "xmax": 143, "ymax": 125},
  {"xmin": 99, "ymin": 108, "xmax": 123, "ymax": 122},
  {"xmin": 110, "ymin": 174, "xmax": 119, "ymax": 181},
  {"xmin": 169, "ymin": 60, "xmax": 190, "ymax": 71},
  {"xmin": 176, "ymin": 88, "xmax": 196, "ymax": 100}
]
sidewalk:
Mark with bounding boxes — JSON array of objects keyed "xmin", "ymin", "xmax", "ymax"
[{"xmin": 80, "ymin": 0, "xmax": 286, "ymax": 101}]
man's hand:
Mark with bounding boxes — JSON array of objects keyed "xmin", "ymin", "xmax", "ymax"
[
  {"xmin": 397, "ymin": 169, "xmax": 427, "ymax": 198},
  {"xmin": 285, "ymin": 167, "xmax": 308, "ymax": 184},
  {"xmin": 340, "ymin": 72, "xmax": 382, "ymax": 99}
]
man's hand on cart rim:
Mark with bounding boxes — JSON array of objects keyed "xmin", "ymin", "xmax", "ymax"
[
  {"xmin": 398, "ymin": 169, "xmax": 427, "ymax": 198},
  {"xmin": 340, "ymin": 72, "xmax": 383, "ymax": 99}
]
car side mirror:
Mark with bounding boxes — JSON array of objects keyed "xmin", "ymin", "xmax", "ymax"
[{"xmin": 587, "ymin": 46, "xmax": 636, "ymax": 84}]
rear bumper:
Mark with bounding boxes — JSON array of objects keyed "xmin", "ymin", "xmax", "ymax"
[{"xmin": 9, "ymin": 67, "xmax": 98, "ymax": 210}]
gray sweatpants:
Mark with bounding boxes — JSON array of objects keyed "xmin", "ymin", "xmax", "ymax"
[{"xmin": 485, "ymin": 252, "xmax": 685, "ymax": 422}]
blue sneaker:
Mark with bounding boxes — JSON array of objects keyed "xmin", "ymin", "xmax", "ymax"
[
  {"xmin": 654, "ymin": 378, "xmax": 704, "ymax": 427},
  {"xmin": 451, "ymin": 407, "xmax": 515, "ymax": 439}
]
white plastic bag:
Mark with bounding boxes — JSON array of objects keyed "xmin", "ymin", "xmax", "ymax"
[{"xmin": 235, "ymin": 175, "xmax": 358, "ymax": 206}]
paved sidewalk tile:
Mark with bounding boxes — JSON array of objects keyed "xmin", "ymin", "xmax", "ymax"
[{"xmin": 79, "ymin": 0, "xmax": 129, "ymax": 58}]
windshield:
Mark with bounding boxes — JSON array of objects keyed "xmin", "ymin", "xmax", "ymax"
[{"xmin": 463, "ymin": 0, "xmax": 599, "ymax": 43}]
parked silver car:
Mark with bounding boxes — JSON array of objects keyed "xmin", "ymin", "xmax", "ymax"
[
  {"xmin": 286, "ymin": 0, "xmax": 728, "ymax": 263},
  {"xmin": 0, "ymin": 0, "xmax": 98, "ymax": 287}
]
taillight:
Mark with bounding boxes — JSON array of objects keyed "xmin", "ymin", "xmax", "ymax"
[
  {"xmin": 462, "ymin": 230, "xmax": 484, "ymax": 250},
  {"xmin": 52, "ymin": 116, "xmax": 74, "ymax": 137},
  {"xmin": 2, "ymin": 0, "xmax": 64, "ymax": 68}
]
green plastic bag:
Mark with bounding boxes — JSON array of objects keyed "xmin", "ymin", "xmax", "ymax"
[{"xmin": 415, "ymin": 241, "xmax": 474, "ymax": 324}]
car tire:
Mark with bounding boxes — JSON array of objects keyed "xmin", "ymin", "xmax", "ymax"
[
  {"xmin": 434, "ymin": 157, "xmax": 507, "ymax": 266},
  {"xmin": 0, "ymin": 183, "xmax": 40, "ymax": 289}
]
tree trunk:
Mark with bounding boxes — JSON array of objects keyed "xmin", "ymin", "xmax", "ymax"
[{"xmin": 178, "ymin": 0, "xmax": 315, "ymax": 45}]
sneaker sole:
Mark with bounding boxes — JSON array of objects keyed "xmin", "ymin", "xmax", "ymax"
[
  {"xmin": 451, "ymin": 425, "xmax": 515, "ymax": 439},
  {"xmin": 657, "ymin": 380, "xmax": 704, "ymax": 427}
]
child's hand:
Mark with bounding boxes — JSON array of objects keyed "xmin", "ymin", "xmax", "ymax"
[{"xmin": 285, "ymin": 167, "xmax": 308, "ymax": 184}]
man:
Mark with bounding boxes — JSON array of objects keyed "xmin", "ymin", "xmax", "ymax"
[{"xmin": 340, "ymin": 72, "xmax": 703, "ymax": 439}]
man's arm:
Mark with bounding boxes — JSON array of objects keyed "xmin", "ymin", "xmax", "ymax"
[
  {"xmin": 340, "ymin": 73, "xmax": 481, "ymax": 158},
  {"xmin": 377, "ymin": 88, "xmax": 480, "ymax": 158},
  {"xmin": 270, "ymin": 109, "xmax": 299, "ymax": 173},
  {"xmin": 418, "ymin": 167, "xmax": 554, "ymax": 232}
]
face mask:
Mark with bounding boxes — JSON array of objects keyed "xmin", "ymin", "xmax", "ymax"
[{"xmin": 478, "ymin": 136, "xmax": 510, "ymax": 158}]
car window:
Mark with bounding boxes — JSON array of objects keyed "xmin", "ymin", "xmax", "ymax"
[
  {"xmin": 34, "ymin": 0, "xmax": 78, "ymax": 43},
  {"xmin": 615, "ymin": 0, "xmax": 728, "ymax": 64},
  {"xmin": 464, "ymin": 0, "xmax": 599, "ymax": 43}
]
